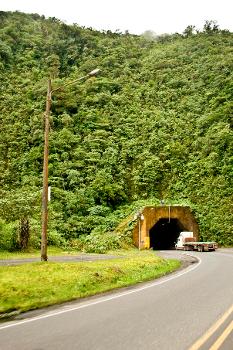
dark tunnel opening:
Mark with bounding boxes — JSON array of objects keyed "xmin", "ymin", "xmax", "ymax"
[{"xmin": 149, "ymin": 218, "xmax": 185, "ymax": 250}]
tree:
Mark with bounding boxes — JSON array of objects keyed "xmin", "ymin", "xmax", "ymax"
[{"xmin": 203, "ymin": 20, "xmax": 219, "ymax": 33}]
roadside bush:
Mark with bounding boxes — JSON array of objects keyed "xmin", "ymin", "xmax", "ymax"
[
  {"xmin": 47, "ymin": 230, "xmax": 67, "ymax": 247},
  {"xmin": 69, "ymin": 233, "xmax": 120, "ymax": 254},
  {"xmin": 68, "ymin": 230, "xmax": 134, "ymax": 254},
  {"xmin": 80, "ymin": 233, "xmax": 121, "ymax": 253},
  {"xmin": 0, "ymin": 219, "xmax": 19, "ymax": 251},
  {"xmin": 28, "ymin": 233, "xmax": 41, "ymax": 249}
]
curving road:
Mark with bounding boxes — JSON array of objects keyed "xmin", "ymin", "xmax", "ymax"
[{"xmin": 0, "ymin": 249, "xmax": 233, "ymax": 350}]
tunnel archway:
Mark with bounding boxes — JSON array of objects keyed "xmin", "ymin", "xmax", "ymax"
[
  {"xmin": 132, "ymin": 206, "xmax": 199, "ymax": 249},
  {"xmin": 149, "ymin": 218, "xmax": 185, "ymax": 250}
]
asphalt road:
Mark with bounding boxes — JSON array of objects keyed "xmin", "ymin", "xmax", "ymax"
[
  {"xmin": 1, "ymin": 249, "xmax": 233, "ymax": 350},
  {"xmin": 0, "ymin": 254, "xmax": 121, "ymax": 266}
]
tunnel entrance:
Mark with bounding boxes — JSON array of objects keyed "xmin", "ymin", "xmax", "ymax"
[
  {"xmin": 149, "ymin": 218, "xmax": 184, "ymax": 250},
  {"xmin": 132, "ymin": 205, "xmax": 199, "ymax": 249}
]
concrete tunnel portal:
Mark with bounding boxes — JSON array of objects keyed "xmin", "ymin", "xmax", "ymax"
[{"xmin": 133, "ymin": 206, "xmax": 199, "ymax": 250}]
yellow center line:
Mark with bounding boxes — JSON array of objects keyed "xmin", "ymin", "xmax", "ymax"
[
  {"xmin": 188, "ymin": 304, "xmax": 233, "ymax": 350},
  {"xmin": 209, "ymin": 320, "xmax": 233, "ymax": 350}
]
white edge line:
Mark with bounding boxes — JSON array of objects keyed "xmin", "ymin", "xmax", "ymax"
[{"xmin": 0, "ymin": 254, "xmax": 202, "ymax": 331}]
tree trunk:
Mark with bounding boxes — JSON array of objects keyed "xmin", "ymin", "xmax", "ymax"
[{"xmin": 19, "ymin": 217, "xmax": 30, "ymax": 250}]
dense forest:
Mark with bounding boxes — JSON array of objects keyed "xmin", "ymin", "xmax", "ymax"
[{"xmin": 0, "ymin": 11, "xmax": 232, "ymax": 251}]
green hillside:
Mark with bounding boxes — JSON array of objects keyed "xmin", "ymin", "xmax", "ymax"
[{"xmin": 0, "ymin": 11, "xmax": 232, "ymax": 249}]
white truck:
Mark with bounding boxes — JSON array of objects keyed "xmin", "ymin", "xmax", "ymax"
[{"xmin": 175, "ymin": 231, "xmax": 218, "ymax": 252}]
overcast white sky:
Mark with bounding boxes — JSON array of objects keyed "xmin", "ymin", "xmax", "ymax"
[{"xmin": 1, "ymin": 0, "xmax": 232, "ymax": 35}]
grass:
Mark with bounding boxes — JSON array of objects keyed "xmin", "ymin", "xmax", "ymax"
[{"xmin": 0, "ymin": 251, "xmax": 181, "ymax": 317}]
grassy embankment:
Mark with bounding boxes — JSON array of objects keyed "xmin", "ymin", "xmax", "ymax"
[{"xmin": 0, "ymin": 251, "xmax": 180, "ymax": 318}]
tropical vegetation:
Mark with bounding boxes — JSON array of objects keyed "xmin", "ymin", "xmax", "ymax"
[{"xmin": 0, "ymin": 11, "xmax": 232, "ymax": 250}]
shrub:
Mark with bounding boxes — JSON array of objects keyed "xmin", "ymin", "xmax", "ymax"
[
  {"xmin": 47, "ymin": 230, "xmax": 67, "ymax": 247},
  {"xmin": 68, "ymin": 230, "xmax": 134, "ymax": 254},
  {"xmin": 0, "ymin": 219, "xmax": 19, "ymax": 251}
]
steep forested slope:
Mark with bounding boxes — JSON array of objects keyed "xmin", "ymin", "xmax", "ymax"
[{"xmin": 0, "ymin": 11, "xmax": 232, "ymax": 248}]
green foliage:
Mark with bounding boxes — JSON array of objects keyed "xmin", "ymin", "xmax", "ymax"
[
  {"xmin": 70, "ymin": 233, "xmax": 121, "ymax": 254},
  {"xmin": 0, "ymin": 219, "xmax": 18, "ymax": 251},
  {"xmin": 69, "ymin": 229, "xmax": 133, "ymax": 254},
  {"xmin": 47, "ymin": 230, "xmax": 67, "ymax": 247},
  {"xmin": 0, "ymin": 11, "xmax": 232, "ymax": 248}
]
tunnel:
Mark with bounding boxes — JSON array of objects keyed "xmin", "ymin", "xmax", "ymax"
[
  {"xmin": 149, "ymin": 218, "xmax": 185, "ymax": 250},
  {"xmin": 132, "ymin": 206, "xmax": 199, "ymax": 249}
]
